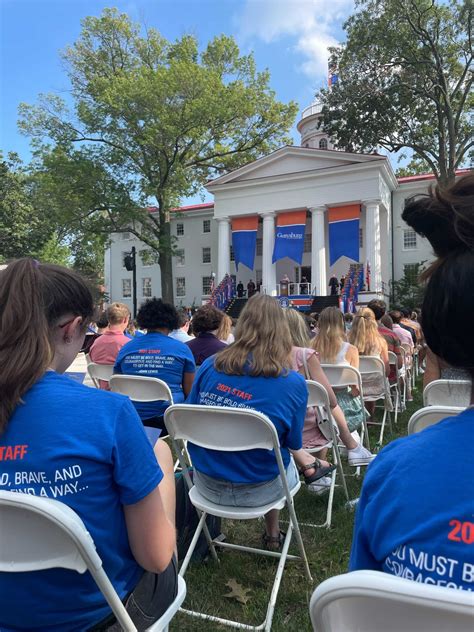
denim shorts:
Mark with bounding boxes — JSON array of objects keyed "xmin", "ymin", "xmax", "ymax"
[{"xmin": 194, "ymin": 458, "xmax": 300, "ymax": 507}]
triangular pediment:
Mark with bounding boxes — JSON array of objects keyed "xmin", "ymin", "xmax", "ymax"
[{"xmin": 207, "ymin": 146, "xmax": 385, "ymax": 188}]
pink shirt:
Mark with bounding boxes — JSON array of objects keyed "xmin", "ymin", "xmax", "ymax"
[
  {"xmin": 392, "ymin": 324, "xmax": 414, "ymax": 350},
  {"xmin": 89, "ymin": 330, "xmax": 131, "ymax": 365}
]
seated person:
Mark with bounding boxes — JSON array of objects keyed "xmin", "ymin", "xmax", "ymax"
[
  {"xmin": 350, "ymin": 173, "xmax": 474, "ymax": 590},
  {"xmin": 89, "ymin": 302, "xmax": 131, "ymax": 389},
  {"xmin": 186, "ymin": 304, "xmax": 227, "ymax": 365},
  {"xmin": 0, "ymin": 259, "xmax": 176, "ymax": 630},
  {"xmin": 169, "ymin": 309, "xmax": 194, "ymax": 343},
  {"xmin": 114, "ymin": 298, "xmax": 195, "ymax": 429},
  {"xmin": 187, "ymin": 295, "xmax": 335, "ymax": 549}
]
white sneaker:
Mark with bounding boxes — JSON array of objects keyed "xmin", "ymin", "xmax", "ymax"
[
  {"xmin": 339, "ymin": 430, "xmax": 360, "ymax": 459},
  {"xmin": 348, "ymin": 444, "xmax": 376, "ymax": 467},
  {"xmin": 308, "ymin": 475, "xmax": 332, "ymax": 495}
]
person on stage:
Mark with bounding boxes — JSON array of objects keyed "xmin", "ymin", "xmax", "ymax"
[
  {"xmin": 236, "ymin": 280, "xmax": 244, "ymax": 298},
  {"xmin": 247, "ymin": 279, "xmax": 256, "ymax": 298}
]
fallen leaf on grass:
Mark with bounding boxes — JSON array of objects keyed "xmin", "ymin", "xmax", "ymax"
[{"xmin": 224, "ymin": 578, "xmax": 252, "ymax": 605}]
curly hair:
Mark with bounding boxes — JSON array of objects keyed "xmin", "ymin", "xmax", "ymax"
[
  {"xmin": 136, "ymin": 298, "xmax": 179, "ymax": 331},
  {"xmin": 191, "ymin": 304, "xmax": 224, "ymax": 335}
]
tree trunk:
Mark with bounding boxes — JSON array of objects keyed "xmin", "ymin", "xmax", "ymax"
[{"xmin": 159, "ymin": 221, "xmax": 174, "ymax": 304}]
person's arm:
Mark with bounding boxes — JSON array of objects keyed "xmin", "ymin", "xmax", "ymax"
[
  {"xmin": 380, "ymin": 339, "xmax": 390, "ymax": 376},
  {"xmin": 182, "ymin": 371, "xmax": 195, "ymax": 397},
  {"xmin": 346, "ymin": 344, "xmax": 359, "ymax": 368},
  {"xmin": 394, "ymin": 338, "xmax": 403, "ymax": 368},
  {"xmin": 423, "ymin": 347, "xmax": 441, "ymax": 389},
  {"xmin": 124, "ymin": 439, "xmax": 176, "ymax": 573},
  {"xmin": 307, "ymin": 352, "xmax": 338, "ymax": 408}
]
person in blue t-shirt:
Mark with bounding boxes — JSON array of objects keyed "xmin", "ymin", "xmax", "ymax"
[
  {"xmin": 114, "ymin": 298, "xmax": 195, "ymax": 430},
  {"xmin": 187, "ymin": 294, "xmax": 335, "ymax": 549},
  {"xmin": 0, "ymin": 259, "xmax": 177, "ymax": 631},
  {"xmin": 350, "ymin": 173, "xmax": 474, "ymax": 591}
]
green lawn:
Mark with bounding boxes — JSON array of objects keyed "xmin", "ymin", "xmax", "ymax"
[{"xmin": 171, "ymin": 381, "xmax": 423, "ymax": 631}]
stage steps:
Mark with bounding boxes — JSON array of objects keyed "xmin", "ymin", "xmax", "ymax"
[
  {"xmin": 309, "ymin": 295, "xmax": 339, "ymax": 313},
  {"xmin": 225, "ymin": 298, "xmax": 248, "ymax": 319}
]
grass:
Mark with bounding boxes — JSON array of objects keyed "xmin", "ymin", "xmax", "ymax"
[{"xmin": 171, "ymin": 380, "xmax": 424, "ymax": 631}]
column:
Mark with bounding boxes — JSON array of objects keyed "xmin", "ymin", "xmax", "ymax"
[
  {"xmin": 364, "ymin": 200, "xmax": 382, "ymax": 292},
  {"xmin": 261, "ymin": 212, "xmax": 277, "ymax": 295},
  {"xmin": 310, "ymin": 206, "xmax": 327, "ymax": 296},
  {"xmin": 217, "ymin": 217, "xmax": 230, "ymax": 282}
]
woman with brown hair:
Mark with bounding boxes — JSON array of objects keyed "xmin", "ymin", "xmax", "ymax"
[
  {"xmin": 312, "ymin": 306, "xmax": 364, "ymax": 432},
  {"xmin": 216, "ymin": 313, "xmax": 235, "ymax": 344},
  {"xmin": 285, "ymin": 309, "xmax": 374, "ymax": 475},
  {"xmin": 186, "ymin": 294, "xmax": 335, "ymax": 548},
  {"xmin": 186, "ymin": 303, "xmax": 227, "ymax": 365},
  {"xmin": 0, "ymin": 260, "xmax": 177, "ymax": 630}
]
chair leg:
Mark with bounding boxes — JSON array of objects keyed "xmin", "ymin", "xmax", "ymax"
[
  {"xmin": 263, "ymin": 525, "xmax": 294, "ymax": 631},
  {"xmin": 179, "ymin": 511, "xmax": 209, "ymax": 577},
  {"xmin": 286, "ymin": 501, "xmax": 312, "ymax": 582}
]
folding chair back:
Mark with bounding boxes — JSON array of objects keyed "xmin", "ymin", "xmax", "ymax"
[
  {"xmin": 358, "ymin": 356, "xmax": 392, "ymax": 445},
  {"xmin": 407, "ymin": 405, "xmax": 464, "ymax": 434},
  {"xmin": 87, "ymin": 363, "xmax": 115, "ymax": 388},
  {"xmin": 109, "ymin": 375, "xmax": 174, "ymax": 404},
  {"xmin": 309, "ymin": 570, "xmax": 473, "ymax": 632},
  {"xmin": 358, "ymin": 355, "xmax": 386, "ymax": 387},
  {"xmin": 423, "ymin": 379, "xmax": 471, "ymax": 407},
  {"xmin": 0, "ymin": 490, "xmax": 136, "ymax": 631},
  {"xmin": 164, "ymin": 403, "xmax": 277, "ymax": 452}
]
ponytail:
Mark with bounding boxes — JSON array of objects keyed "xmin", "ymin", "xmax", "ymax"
[{"xmin": 0, "ymin": 259, "xmax": 94, "ymax": 432}]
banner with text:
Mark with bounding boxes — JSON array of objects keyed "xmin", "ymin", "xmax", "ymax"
[
  {"xmin": 328, "ymin": 205, "xmax": 361, "ymax": 265},
  {"xmin": 272, "ymin": 210, "xmax": 307, "ymax": 264},
  {"xmin": 231, "ymin": 216, "xmax": 258, "ymax": 271}
]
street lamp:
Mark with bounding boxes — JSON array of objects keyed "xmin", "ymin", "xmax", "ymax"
[{"xmin": 123, "ymin": 246, "xmax": 137, "ymax": 318}]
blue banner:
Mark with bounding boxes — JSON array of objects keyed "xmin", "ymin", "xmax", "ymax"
[
  {"xmin": 272, "ymin": 210, "xmax": 307, "ymax": 264},
  {"xmin": 232, "ymin": 216, "xmax": 258, "ymax": 271},
  {"xmin": 328, "ymin": 219, "xmax": 359, "ymax": 265}
]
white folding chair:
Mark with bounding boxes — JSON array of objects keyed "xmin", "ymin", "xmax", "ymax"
[
  {"xmin": 303, "ymin": 380, "xmax": 349, "ymax": 529},
  {"xmin": 108, "ymin": 375, "xmax": 189, "ymax": 467},
  {"xmin": 321, "ymin": 364, "xmax": 370, "ymax": 451},
  {"xmin": 387, "ymin": 351, "xmax": 403, "ymax": 423},
  {"xmin": 398, "ymin": 346, "xmax": 409, "ymax": 405},
  {"xmin": 87, "ymin": 362, "xmax": 115, "ymax": 389},
  {"xmin": 423, "ymin": 379, "xmax": 471, "ymax": 408},
  {"xmin": 358, "ymin": 356, "xmax": 392, "ymax": 447},
  {"xmin": 164, "ymin": 403, "xmax": 312, "ymax": 632},
  {"xmin": 407, "ymin": 405, "xmax": 464, "ymax": 435},
  {"xmin": 309, "ymin": 570, "xmax": 474, "ymax": 632},
  {"xmin": 0, "ymin": 490, "xmax": 186, "ymax": 632}
]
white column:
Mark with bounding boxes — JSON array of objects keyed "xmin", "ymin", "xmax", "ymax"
[
  {"xmin": 364, "ymin": 200, "xmax": 382, "ymax": 292},
  {"xmin": 262, "ymin": 212, "xmax": 276, "ymax": 295},
  {"xmin": 310, "ymin": 206, "xmax": 327, "ymax": 296},
  {"xmin": 217, "ymin": 217, "xmax": 230, "ymax": 281}
]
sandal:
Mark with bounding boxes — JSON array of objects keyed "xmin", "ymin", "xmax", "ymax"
[
  {"xmin": 262, "ymin": 531, "xmax": 286, "ymax": 551},
  {"xmin": 299, "ymin": 459, "xmax": 336, "ymax": 485}
]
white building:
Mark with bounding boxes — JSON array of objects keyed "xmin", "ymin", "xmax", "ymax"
[{"xmin": 104, "ymin": 103, "xmax": 469, "ymax": 310}]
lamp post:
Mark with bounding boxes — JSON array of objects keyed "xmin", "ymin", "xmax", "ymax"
[{"xmin": 123, "ymin": 246, "xmax": 137, "ymax": 318}]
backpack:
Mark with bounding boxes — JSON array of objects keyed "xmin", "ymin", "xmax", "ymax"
[{"xmin": 175, "ymin": 469, "xmax": 223, "ymax": 562}]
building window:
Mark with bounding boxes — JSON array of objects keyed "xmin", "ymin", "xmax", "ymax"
[
  {"xmin": 176, "ymin": 223, "xmax": 184, "ymax": 236},
  {"xmin": 176, "ymin": 277, "xmax": 186, "ymax": 297},
  {"xmin": 319, "ymin": 138, "xmax": 328, "ymax": 150},
  {"xmin": 122, "ymin": 252, "xmax": 128, "ymax": 268},
  {"xmin": 256, "ymin": 237, "xmax": 263, "ymax": 256},
  {"xmin": 139, "ymin": 249, "xmax": 158, "ymax": 267},
  {"xmin": 202, "ymin": 276, "xmax": 213, "ymax": 295},
  {"xmin": 256, "ymin": 269, "xmax": 262, "ymax": 284},
  {"xmin": 202, "ymin": 247, "xmax": 211, "ymax": 264},
  {"xmin": 142, "ymin": 277, "xmax": 152, "ymax": 298},
  {"xmin": 230, "ymin": 245, "xmax": 235, "ymax": 261},
  {"xmin": 359, "ymin": 227, "xmax": 363, "ymax": 248},
  {"xmin": 120, "ymin": 232, "xmax": 132, "ymax": 240},
  {"xmin": 203, "ymin": 219, "xmax": 211, "ymax": 233},
  {"xmin": 122, "ymin": 279, "xmax": 131, "ymax": 298},
  {"xmin": 403, "ymin": 229, "xmax": 417, "ymax": 250},
  {"xmin": 404, "ymin": 264, "xmax": 419, "ymax": 284},
  {"xmin": 174, "ymin": 249, "xmax": 185, "ymax": 266},
  {"xmin": 303, "ymin": 233, "xmax": 311, "ymax": 253}
]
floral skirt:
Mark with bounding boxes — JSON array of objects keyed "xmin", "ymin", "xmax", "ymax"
[{"xmin": 335, "ymin": 388, "xmax": 364, "ymax": 432}]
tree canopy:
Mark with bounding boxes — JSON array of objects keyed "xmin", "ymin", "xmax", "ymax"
[
  {"xmin": 318, "ymin": 0, "xmax": 473, "ymax": 184},
  {"xmin": 19, "ymin": 8, "xmax": 298, "ymax": 302}
]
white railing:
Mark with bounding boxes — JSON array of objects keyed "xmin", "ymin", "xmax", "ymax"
[
  {"xmin": 300, "ymin": 102, "xmax": 323, "ymax": 120},
  {"xmin": 277, "ymin": 283, "xmax": 314, "ymax": 296}
]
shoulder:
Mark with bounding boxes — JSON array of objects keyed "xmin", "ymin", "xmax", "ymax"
[{"xmin": 44, "ymin": 372, "xmax": 132, "ymax": 413}]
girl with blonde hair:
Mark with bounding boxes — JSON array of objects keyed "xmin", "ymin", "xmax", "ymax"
[
  {"xmin": 216, "ymin": 313, "xmax": 235, "ymax": 344},
  {"xmin": 312, "ymin": 307, "xmax": 364, "ymax": 432},
  {"xmin": 285, "ymin": 309, "xmax": 374, "ymax": 477},
  {"xmin": 348, "ymin": 307, "xmax": 389, "ymax": 417},
  {"xmin": 187, "ymin": 294, "xmax": 335, "ymax": 548}
]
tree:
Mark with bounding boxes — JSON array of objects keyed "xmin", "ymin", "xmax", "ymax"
[
  {"xmin": 0, "ymin": 153, "xmax": 54, "ymax": 262},
  {"xmin": 19, "ymin": 9, "xmax": 298, "ymax": 302},
  {"xmin": 319, "ymin": 0, "xmax": 473, "ymax": 184},
  {"xmin": 36, "ymin": 232, "xmax": 72, "ymax": 267},
  {"xmin": 391, "ymin": 261, "xmax": 427, "ymax": 308}
]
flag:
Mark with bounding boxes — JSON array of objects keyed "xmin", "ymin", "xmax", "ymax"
[
  {"xmin": 328, "ymin": 205, "xmax": 361, "ymax": 265},
  {"xmin": 272, "ymin": 210, "xmax": 307, "ymax": 264},
  {"xmin": 231, "ymin": 216, "xmax": 258, "ymax": 271}
]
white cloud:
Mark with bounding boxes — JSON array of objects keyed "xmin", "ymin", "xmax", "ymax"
[{"xmin": 237, "ymin": 0, "xmax": 353, "ymax": 78}]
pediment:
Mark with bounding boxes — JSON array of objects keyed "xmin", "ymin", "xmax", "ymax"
[{"xmin": 207, "ymin": 146, "xmax": 385, "ymax": 188}]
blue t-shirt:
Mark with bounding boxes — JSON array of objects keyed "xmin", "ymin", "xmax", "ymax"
[
  {"xmin": 0, "ymin": 372, "xmax": 163, "ymax": 631},
  {"xmin": 114, "ymin": 332, "xmax": 195, "ymax": 420},
  {"xmin": 350, "ymin": 408, "xmax": 474, "ymax": 591},
  {"xmin": 186, "ymin": 356, "xmax": 307, "ymax": 483}
]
